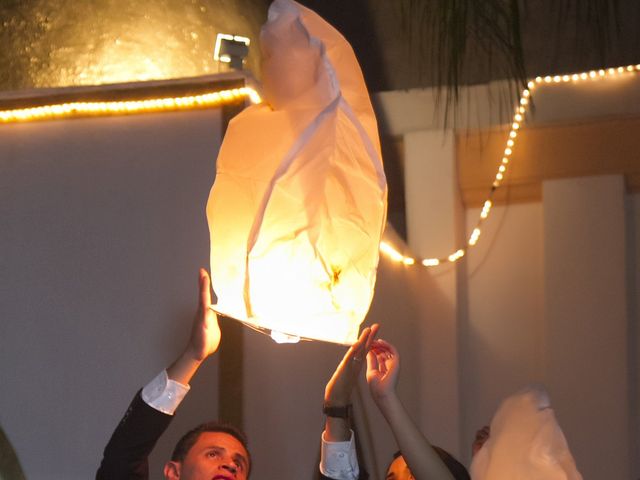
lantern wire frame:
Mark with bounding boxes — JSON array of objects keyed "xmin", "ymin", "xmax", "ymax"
[{"xmin": 212, "ymin": 310, "xmax": 315, "ymax": 344}]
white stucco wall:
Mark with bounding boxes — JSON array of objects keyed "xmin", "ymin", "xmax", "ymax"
[
  {"xmin": 462, "ymin": 201, "xmax": 545, "ymax": 464},
  {"xmin": 629, "ymin": 192, "xmax": 640, "ymax": 480},
  {"xmin": 375, "ymin": 72, "xmax": 640, "ymax": 478},
  {"xmin": 0, "ymin": 108, "xmax": 224, "ymax": 479}
]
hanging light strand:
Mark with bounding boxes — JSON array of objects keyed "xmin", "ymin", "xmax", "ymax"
[
  {"xmin": 0, "ymin": 86, "xmax": 262, "ymax": 124},
  {"xmin": 379, "ymin": 63, "xmax": 640, "ymax": 267}
]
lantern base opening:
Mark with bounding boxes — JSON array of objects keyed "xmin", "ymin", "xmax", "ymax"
[
  {"xmin": 210, "ymin": 304, "xmax": 359, "ymax": 345},
  {"xmin": 210, "ymin": 305, "xmax": 364, "ymax": 344}
]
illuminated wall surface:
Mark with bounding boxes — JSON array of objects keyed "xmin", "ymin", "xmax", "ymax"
[{"xmin": 0, "ymin": 0, "xmax": 266, "ymax": 90}]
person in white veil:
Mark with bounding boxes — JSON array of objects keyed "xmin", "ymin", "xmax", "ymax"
[{"xmin": 470, "ymin": 385, "xmax": 583, "ymax": 480}]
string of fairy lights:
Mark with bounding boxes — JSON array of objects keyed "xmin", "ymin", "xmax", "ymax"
[
  {"xmin": 0, "ymin": 86, "xmax": 262, "ymax": 123},
  {"xmin": 1, "ymin": 66, "xmax": 638, "ymax": 268},
  {"xmin": 379, "ymin": 63, "xmax": 640, "ymax": 268}
]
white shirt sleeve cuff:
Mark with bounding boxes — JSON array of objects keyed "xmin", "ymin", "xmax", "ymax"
[
  {"xmin": 319, "ymin": 430, "xmax": 360, "ymax": 480},
  {"xmin": 141, "ymin": 370, "xmax": 190, "ymax": 415}
]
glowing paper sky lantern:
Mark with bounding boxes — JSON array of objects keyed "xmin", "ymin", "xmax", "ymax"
[
  {"xmin": 206, "ymin": 0, "xmax": 387, "ymax": 345},
  {"xmin": 470, "ymin": 386, "xmax": 583, "ymax": 480}
]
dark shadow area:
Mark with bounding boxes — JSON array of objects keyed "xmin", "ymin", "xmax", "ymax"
[
  {"xmin": 293, "ymin": 0, "xmax": 391, "ymax": 92},
  {"xmin": 380, "ymin": 135, "xmax": 407, "ymax": 240},
  {"xmin": 0, "ymin": 426, "xmax": 26, "ymax": 480}
]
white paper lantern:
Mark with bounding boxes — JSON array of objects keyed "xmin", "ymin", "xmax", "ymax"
[
  {"xmin": 470, "ymin": 386, "xmax": 583, "ymax": 480},
  {"xmin": 206, "ymin": 0, "xmax": 387, "ymax": 345}
]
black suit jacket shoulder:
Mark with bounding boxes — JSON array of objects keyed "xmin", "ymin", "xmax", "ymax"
[{"xmin": 96, "ymin": 390, "xmax": 173, "ymax": 480}]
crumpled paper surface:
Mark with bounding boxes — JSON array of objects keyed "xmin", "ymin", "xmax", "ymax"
[
  {"xmin": 470, "ymin": 385, "xmax": 583, "ymax": 480},
  {"xmin": 206, "ymin": 0, "xmax": 387, "ymax": 344}
]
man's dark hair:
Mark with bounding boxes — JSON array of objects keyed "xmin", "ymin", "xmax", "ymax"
[
  {"xmin": 391, "ymin": 447, "xmax": 470, "ymax": 480},
  {"xmin": 171, "ymin": 421, "xmax": 251, "ymax": 475}
]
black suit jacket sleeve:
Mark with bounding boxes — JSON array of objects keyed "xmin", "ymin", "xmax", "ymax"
[{"xmin": 96, "ymin": 390, "xmax": 173, "ymax": 480}]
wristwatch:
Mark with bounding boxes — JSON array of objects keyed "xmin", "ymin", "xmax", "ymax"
[{"xmin": 322, "ymin": 403, "xmax": 352, "ymax": 418}]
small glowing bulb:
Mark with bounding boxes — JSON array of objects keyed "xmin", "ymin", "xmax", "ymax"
[
  {"xmin": 520, "ymin": 97, "xmax": 529, "ymax": 105},
  {"xmin": 507, "ymin": 139, "xmax": 514, "ymax": 147},
  {"xmin": 589, "ymin": 71, "xmax": 597, "ymax": 78},
  {"xmin": 448, "ymin": 249, "xmax": 465, "ymax": 262},
  {"xmin": 527, "ymin": 81, "xmax": 535, "ymax": 89},
  {"xmin": 514, "ymin": 113, "xmax": 522, "ymax": 122},
  {"xmin": 499, "ymin": 165, "xmax": 506, "ymax": 173},
  {"xmin": 246, "ymin": 87, "xmax": 262, "ymax": 104},
  {"xmin": 504, "ymin": 147, "xmax": 512, "ymax": 156},
  {"xmin": 553, "ymin": 75, "xmax": 561, "ymax": 83},
  {"xmin": 469, "ymin": 228, "xmax": 481, "ymax": 246},
  {"xmin": 496, "ymin": 172, "xmax": 504, "ymax": 181},
  {"xmin": 522, "ymin": 89, "xmax": 530, "ymax": 97},
  {"xmin": 598, "ymin": 70, "xmax": 606, "ymax": 76},
  {"xmin": 626, "ymin": 65, "xmax": 634, "ymax": 72},
  {"xmin": 544, "ymin": 76, "xmax": 552, "ymax": 83},
  {"xmin": 403, "ymin": 257, "xmax": 415, "ymax": 266},
  {"xmin": 509, "ymin": 131, "xmax": 517, "ymax": 139},
  {"xmin": 422, "ymin": 258, "xmax": 440, "ymax": 267},
  {"xmin": 580, "ymin": 73, "xmax": 588, "ymax": 80},
  {"xmin": 571, "ymin": 74, "xmax": 580, "ymax": 81},
  {"xmin": 379, "ymin": 241, "xmax": 404, "ymax": 263},
  {"xmin": 512, "ymin": 122, "xmax": 520, "ymax": 130},
  {"xmin": 535, "ymin": 76, "xmax": 543, "ymax": 83},
  {"xmin": 617, "ymin": 67, "xmax": 625, "ymax": 73},
  {"xmin": 502, "ymin": 157, "xmax": 509, "ymax": 165},
  {"xmin": 562, "ymin": 75, "xmax": 570, "ymax": 82}
]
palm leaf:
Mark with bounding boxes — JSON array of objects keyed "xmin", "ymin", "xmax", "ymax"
[{"xmin": 399, "ymin": 0, "xmax": 621, "ymax": 117}]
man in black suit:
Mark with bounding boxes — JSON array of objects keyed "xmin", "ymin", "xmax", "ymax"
[{"xmin": 96, "ymin": 269, "xmax": 251, "ymax": 480}]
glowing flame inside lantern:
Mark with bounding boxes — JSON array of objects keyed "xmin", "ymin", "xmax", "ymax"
[{"xmin": 206, "ymin": 0, "xmax": 387, "ymax": 345}]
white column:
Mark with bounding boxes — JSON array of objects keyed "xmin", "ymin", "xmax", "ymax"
[
  {"xmin": 543, "ymin": 174, "xmax": 630, "ymax": 479},
  {"xmin": 404, "ymin": 130, "xmax": 463, "ymax": 457}
]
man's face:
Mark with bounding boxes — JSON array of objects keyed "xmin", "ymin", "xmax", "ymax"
[
  {"xmin": 386, "ymin": 455, "xmax": 414, "ymax": 480},
  {"xmin": 164, "ymin": 431, "xmax": 250, "ymax": 480}
]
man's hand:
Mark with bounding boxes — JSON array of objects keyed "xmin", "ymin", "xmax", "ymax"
[
  {"xmin": 366, "ymin": 339, "xmax": 400, "ymax": 405},
  {"xmin": 324, "ymin": 324, "xmax": 379, "ymax": 406},
  {"xmin": 322, "ymin": 324, "xmax": 379, "ymax": 444},
  {"xmin": 167, "ymin": 268, "xmax": 221, "ymax": 385},
  {"xmin": 185, "ymin": 268, "xmax": 221, "ymax": 361}
]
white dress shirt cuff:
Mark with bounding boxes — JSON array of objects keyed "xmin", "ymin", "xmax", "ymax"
[
  {"xmin": 319, "ymin": 430, "xmax": 360, "ymax": 480},
  {"xmin": 141, "ymin": 370, "xmax": 190, "ymax": 415}
]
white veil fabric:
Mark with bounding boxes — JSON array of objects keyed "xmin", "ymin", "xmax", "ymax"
[
  {"xmin": 470, "ymin": 385, "xmax": 583, "ymax": 480},
  {"xmin": 207, "ymin": 0, "xmax": 387, "ymax": 344}
]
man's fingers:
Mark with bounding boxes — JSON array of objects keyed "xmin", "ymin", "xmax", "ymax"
[
  {"xmin": 199, "ymin": 268, "xmax": 212, "ymax": 309},
  {"xmin": 349, "ymin": 326, "xmax": 372, "ymax": 361},
  {"xmin": 364, "ymin": 324, "xmax": 379, "ymax": 351},
  {"xmin": 366, "ymin": 349, "xmax": 378, "ymax": 373}
]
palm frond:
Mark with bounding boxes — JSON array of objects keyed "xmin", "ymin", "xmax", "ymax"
[{"xmin": 396, "ymin": 0, "xmax": 621, "ymax": 120}]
